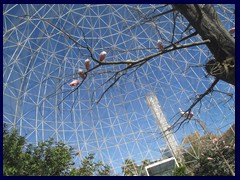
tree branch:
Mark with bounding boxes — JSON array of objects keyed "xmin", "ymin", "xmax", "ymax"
[
  {"xmin": 172, "ymin": 4, "xmax": 235, "ymax": 85},
  {"xmin": 169, "ymin": 78, "xmax": 220, "ymax": 134}
]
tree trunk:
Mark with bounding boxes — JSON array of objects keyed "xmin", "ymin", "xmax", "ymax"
[{"xmin": 172, "ymin": 4, "xmax": 235, "ymax": 85}]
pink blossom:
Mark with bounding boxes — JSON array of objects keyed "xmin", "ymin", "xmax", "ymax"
[
  {"xmin": 207, "ymin": 157, "xmax": 214, "ymax": 160},
  {"xmin": 126, "ymin": 60, "xmax": 132, "ymax": 66},
  {"xmin": 229, "ymin": 27, "xmax": 235, "ymax": 34},
  {"xmin": 69, "ymin": 79, "xmax": 79, "ymax": 86},
  {"xmin": 99, "ymin": 51, "xmax": 107, "ymax": 62},
  {"xmin": 180, "ymin": 111, "xmax": 188, "ymax": 117},
  {"xmin": 85, "ymin": 59, "xmax": 91, "ymax": 71},
  {"xmin": 212, "ymin": 138, "xmax": 218, "ymax": 144},
  {"xmin": 180, "ymin": 110, "xmax": 193, "ymax": 119},
  {"xmin": 157, "ymin": 40, "xmax": 164, "ymax": 51},
  {"xmin": 189, "ymin": 112, "xmax": 194, "ymax": 119},
  {"xmin": 229, "ymin": 27, "xmax": 235, "ymax": 38},
  {"xmin": 78, "ymin": 69, "xmax": 85, "ymax": 79}
]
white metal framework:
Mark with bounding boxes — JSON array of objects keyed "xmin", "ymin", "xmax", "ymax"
[{"xmin": 3, "ymin": 4, "xmax": 235, "ymax": 175}]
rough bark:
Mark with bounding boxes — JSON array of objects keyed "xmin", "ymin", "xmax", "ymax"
[{"xmin": 172, "ymin": 4, "xmax": 235, "ymax": 85}]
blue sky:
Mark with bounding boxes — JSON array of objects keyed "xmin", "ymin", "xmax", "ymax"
[{"xmin": 3, "ymin": 4, "xmax": 235, "ymax": 174}]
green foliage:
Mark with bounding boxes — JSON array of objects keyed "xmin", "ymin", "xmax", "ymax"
[
  {"xmin": 70, "ymin": 153, "xmax": 112, "ymax": 176},
  {"xmin": 3, "ymin": 124, "xmax": 113, "ymax": 176},
  {"xmin": 121, "ymin": 158, "xmax": 151, "ymax": 176},
  {"xmin": 182, "ymin": 126, "xmax": 235, "ymax": 176},
  {"xmin": 139, "ymin": 159, "xmax": 151, "ymax": 176},
  {"xmin": 24, "ymin": 138, "xmax": 75, "ymax": 176},
  {"xmin": 3, "ymin": 124, "xmax": 27, "ymax": 175},
  {"xmin": 193, "ymin": 140, "xmax": 235, "ymax": 176},
  {"xmin": 3, "ymin": 124, "xmax": 74, "ymax": 176},
  {"xmin": 221, "ymin": 124, "xmax": 235, "ymax": 145},
  {"xmin": 121, "ymin": 159, "xmax": 138, "ymax": 176},
  {"xmin": 173, "ymin": 163, "xmax": 187, "ymax": 176}
]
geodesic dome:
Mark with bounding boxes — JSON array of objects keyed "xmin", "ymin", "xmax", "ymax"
[{"xmin": 3, "ymin": 4, "xmax": 235, "ymax": 175}]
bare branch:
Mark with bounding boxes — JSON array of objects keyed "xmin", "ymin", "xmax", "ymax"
[
  {"xmin": 57, "ymin": 77, "xmax": 87, "ymax": 107},
  {"xmin": 171, "ymin": 11, "xmax": 178, "ymax": 43},
  {"xmin": 128, "ymin": 6, "xmax": 174, "ymax": 30},
  {"xmin": 98, "ymin": 39, "xmax": 211, "ymax": 66},
  {"xmin": 96, "ymin": 73, "xmax": 123, "ymax": 104},
  {"xmin": 212, "ymin": 89, "xmax": 233, "ymax": 98},
  {"xmin": 182, "ymin": 63, "xmax": 205, "ymax": 73},
  {"xmin": 169, "ymin": 78, "xmax": 220, "ymax": 133}
]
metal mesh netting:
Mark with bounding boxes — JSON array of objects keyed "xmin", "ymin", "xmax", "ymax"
[{"xmin": 3, "ymin": 4, "xmax": 235, "ymax": 175}]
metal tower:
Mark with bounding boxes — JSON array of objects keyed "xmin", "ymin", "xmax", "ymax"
[{"xmin": 146, "ymin": 93, "xmax": 182, "ymax": 163}]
